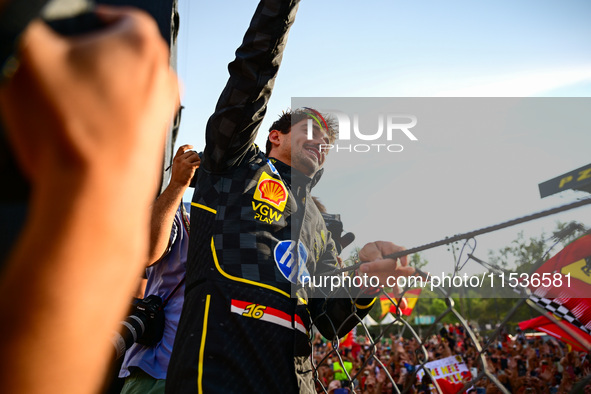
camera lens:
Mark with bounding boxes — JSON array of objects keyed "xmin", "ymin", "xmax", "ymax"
[
  {"xmin": 111, "ymin": 295, "xmax": 164, "ymax": 360},
  {"xmin": 112, "ymin": 313, "xmax": 148, "ymax": 359}
]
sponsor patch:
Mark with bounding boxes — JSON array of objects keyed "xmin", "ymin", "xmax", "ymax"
[
  {"xmin": 252, "ymin": 201, "xmax": 283, "ymax": 224},
  {"xmin": 274, "ymin": 240, "xmax": 310, "ymax": 285},
  {"xmin": 254, "ymin": 172, "xmax": 288, "ymax": 212},
  {"xmin": 230, "ymin": 299, "xmax": 307, "ymax": 334},
  {"xmin": 267, "ymin": 159, "xmax": 279, "ymax": 176}
]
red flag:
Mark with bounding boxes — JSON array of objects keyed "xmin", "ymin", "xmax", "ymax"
[
  {"xmin": 435, "ymin": 378, "xmax": 464, "ymax": 394},
  {"xmin": 340, "ymin": 330, "xmax": 354, "ymax": 348},
  {"xmin": 400, "ymin": 288, "xmax": 422, "ymax": 316},
  {"xmin": 519, "ymin": 313, "xmax": 591, "ymax": 352},
  {"xmin": 528, "ymin": 234, "xmax": 591, "ymax": 332},
  {"xmin": 379, "ymin": 288, "xmax": 422, "ymax": 317}
]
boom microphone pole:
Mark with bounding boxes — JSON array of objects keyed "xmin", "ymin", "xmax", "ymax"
[{"xmin": 333, "ymin": 197, "xmax": 591, "ymax": 274}]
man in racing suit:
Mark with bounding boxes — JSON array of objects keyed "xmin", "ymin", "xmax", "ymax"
[{"xmin": 166, "ymin": 1, "xmax": 411, "ymax": 392}]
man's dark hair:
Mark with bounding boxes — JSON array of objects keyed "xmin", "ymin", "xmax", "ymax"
[{"xmin": 265, "ymin": 108, "xmax": 338, "ymax": 156}]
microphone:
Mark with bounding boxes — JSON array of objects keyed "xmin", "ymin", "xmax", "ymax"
[{"xmin": 340, "ymin": 232, "xmax": 355, "ymax": 250}]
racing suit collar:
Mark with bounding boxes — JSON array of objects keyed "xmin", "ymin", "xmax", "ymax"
[{"xmin": 268, "ymin": 158, "xmax": 324, "ymax": 190}]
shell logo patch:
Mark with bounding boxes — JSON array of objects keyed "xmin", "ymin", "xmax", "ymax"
[
  {"xmin": 254, "ymin": 172, "xmax": 288, "ymax": 212},
  {"xmin": 274, "ymin": 240, "xmax": 310, "ymax": 285},
  {"xmin": 259, "ymin": 179, "xmax": 286, "ymax": 205}
]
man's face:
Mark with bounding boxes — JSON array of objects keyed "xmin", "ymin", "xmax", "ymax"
[{"xmin": 288, "ymin": 118, "xmax": 330, "ymax": 176}]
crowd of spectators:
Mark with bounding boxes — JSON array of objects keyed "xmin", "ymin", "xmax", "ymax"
[{"xmin": 312, "ymin": 322, "xmax": 591, "ymax": 394}]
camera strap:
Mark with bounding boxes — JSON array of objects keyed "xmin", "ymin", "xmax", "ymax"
[
  {"xmin": 142, "ymin": 200, "xmax": 189, "ymax": 309},
  {"xmin": 161, "ymin": 202, "xmax": 189, "ymax": 307},
  {"xmin": 162, "ymin": 277, "xmax": 185, "ymax": 307},
  {"xmin": 180, "ymin": 202, "xmax": 190, "ymax": 235}
]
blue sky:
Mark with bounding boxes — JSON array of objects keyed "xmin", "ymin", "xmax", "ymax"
[{"xmin": 175, "ymin": 0, "xmax": 591, "ymax": 274}]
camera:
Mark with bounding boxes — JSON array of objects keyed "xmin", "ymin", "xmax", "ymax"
[
  {"xmin": 321, "ymin": 213, "xmax": 355, "ymax": 254},
  {"xmin": 112, "ymin": 295, "xmax": 165, "ymax": 359}
]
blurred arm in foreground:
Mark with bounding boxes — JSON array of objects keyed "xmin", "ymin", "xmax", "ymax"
[{"xmin": 0, "ymin": 5, "xmax": 178, "ymax": 393}]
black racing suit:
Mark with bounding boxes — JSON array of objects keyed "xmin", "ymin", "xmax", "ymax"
[{"xmin": 166, "ymin": 1, "xmax": 374, "ymax": 392}]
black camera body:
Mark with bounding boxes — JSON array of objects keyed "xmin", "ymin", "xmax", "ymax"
[
  {"xmin": 321, "ymin": 212, "xmax": 355, "ymax": 254},
  {"xmin": 132, "ymin": 295, "xmax": 165, "ymax": 346},
  {"xmin": 112, "ymin": 295, "xmax": 165, "ymax": 359}
]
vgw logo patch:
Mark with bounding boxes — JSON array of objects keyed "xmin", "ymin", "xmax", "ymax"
[
  {"xmin": 274, "ymin": 240, "xmax": 310, "ymax": 285},
  {"xmin": 252, "ymin": 172, "xmax": 288, "ymax": 224}
]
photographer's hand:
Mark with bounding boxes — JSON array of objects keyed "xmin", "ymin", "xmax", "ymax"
[
  {"xmin": 170, "ymin": 145, "xmax": 201, "ymax": 189},
  {"xmin": 148, "ymin": 144, "xmax": 200, "ymax": 265}
]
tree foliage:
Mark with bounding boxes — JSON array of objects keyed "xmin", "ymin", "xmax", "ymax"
[{"xmin": 409, "ymin": 253, "xmax": 429, "ymax": 271}]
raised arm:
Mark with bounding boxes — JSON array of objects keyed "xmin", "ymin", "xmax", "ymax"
[
  {"xmin": 148, "ymin": 144, "xmax": 199, "ymax": 265},
  {"xmin": 203, "ymin": 0, "xmax": 299, "ymax": 173}
]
